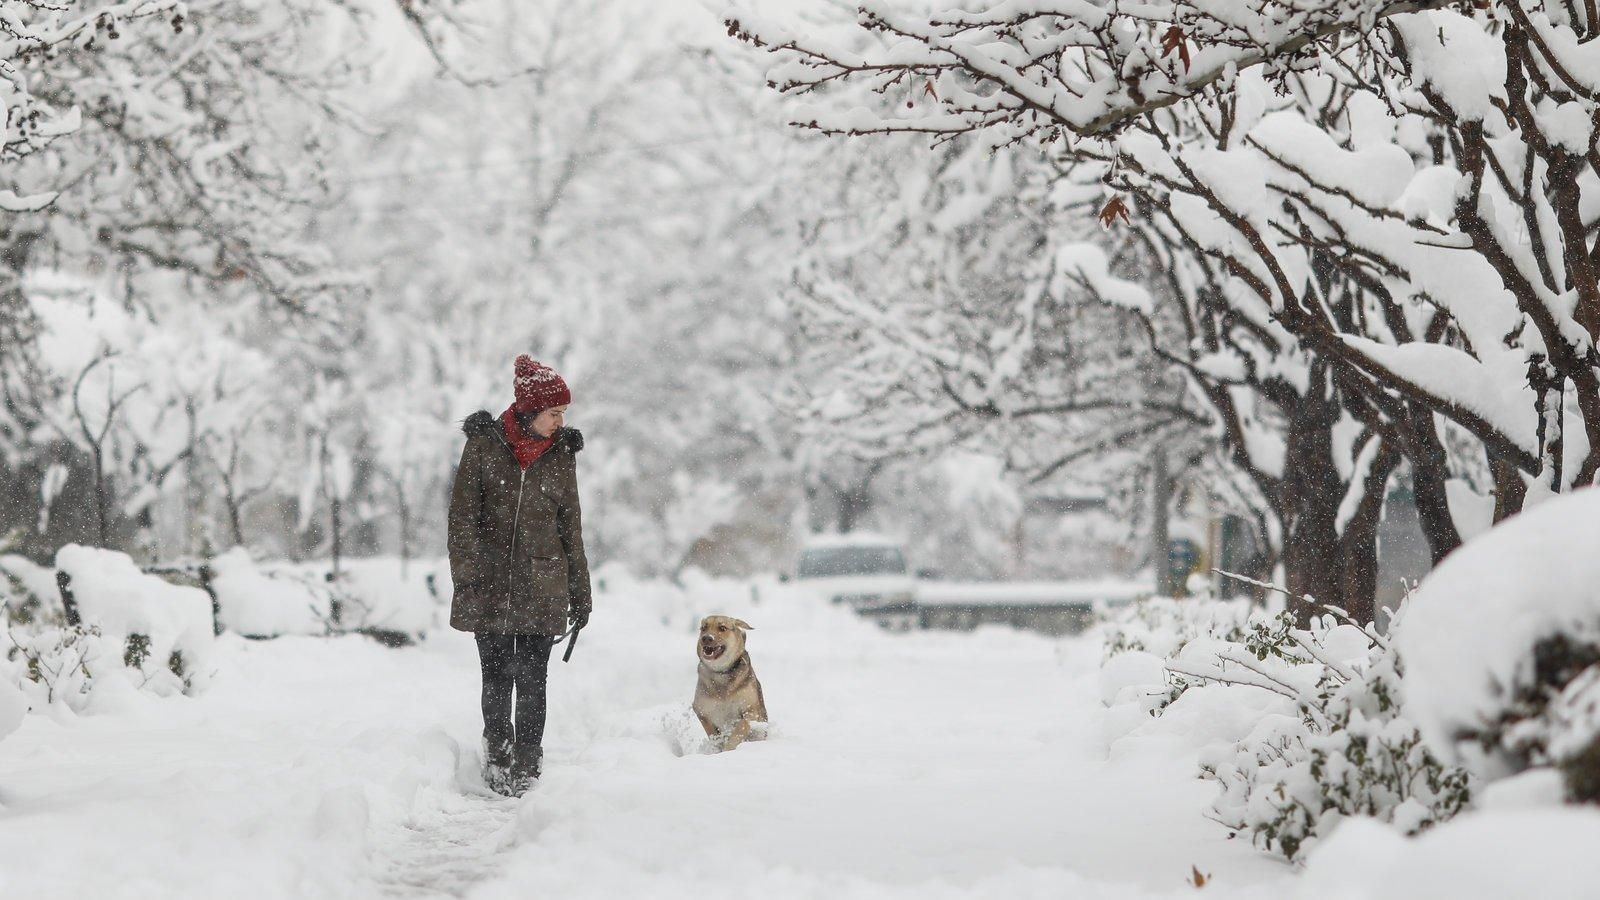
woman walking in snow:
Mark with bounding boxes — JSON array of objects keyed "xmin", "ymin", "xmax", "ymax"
[{"xmin": 447, "ymin": 355, "xmax": 591, "ymax": 796}]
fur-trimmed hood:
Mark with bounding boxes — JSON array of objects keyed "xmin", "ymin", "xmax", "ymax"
[{"xmin": 462, "ymin": 409, "xmax": 584, "ymax": 454}]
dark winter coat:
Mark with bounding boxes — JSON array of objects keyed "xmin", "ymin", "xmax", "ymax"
[{"xmin": 448, "ymin": 411, "xmax": 591, "ymax": 635}]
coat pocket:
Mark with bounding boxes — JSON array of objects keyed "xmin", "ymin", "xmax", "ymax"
[
  {"xmin": 450, "ymin": 581, "xmax": 491, "ymax": 630},
  {"xmin": 530, "ymin": 556, "xmax": 568, "ymax": 598},
  {"xmin": 453, "ymin": 579, "xmax": 483, "ymax": 605}
]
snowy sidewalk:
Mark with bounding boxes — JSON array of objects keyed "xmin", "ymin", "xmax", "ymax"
[{"xmin": 0, "ymin": 583, "xmax": 1293, "ymax": 899}]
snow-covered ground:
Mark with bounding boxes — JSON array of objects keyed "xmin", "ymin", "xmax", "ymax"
[{"xmin": 0, "ymin": 569, "xmax": 1298, "ymax": 899}]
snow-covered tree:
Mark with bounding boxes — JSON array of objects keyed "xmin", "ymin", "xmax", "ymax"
[
  {"xmin": 315, "ymin": 0, "xmax": 814, "ymax": 576},
  {"xmin": 726, "ymin": 0, "xmax": 1600, "ymax": 616},
  {"xmin": 778, "ymin": 132, "xmax": 1212, "ymax": 577},
  {"xmin": 0, "ymin": 1, "xmax": 524, "ymax": 562},
  {"xmin": 0, "ymin": 0, "xmax": 185, "ymax": 211}
]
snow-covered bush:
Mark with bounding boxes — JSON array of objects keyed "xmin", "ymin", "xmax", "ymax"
[
  {"xmin": 211, "ymin": 548, "xmax": 332, "ymax": 638},
  {"xmin": 54, "ymin": 545, "xmax": 213, "ymax": 695},
  {"xmin": 4, "ymin": 623, "xmax": 105, "ymax": 711},
  {"xmin": 1099, "ymin": 594, "xmax": 1265, "ymax": 713},
  {"xmin": 3, "ymin": 546, "xmax": 242, "ymax": 710},
  {"xmin": 1399, "ymin": 489, "xmax": 1600, "ymax": 801},
  {"xmin": 1102, "ymin": 594, "xmax": 1472, "ymax": 862},
  {"xmin": 0, "ymin": 554, "xmax": 63, "ymax": 626},
  {"xmin": 1101, "ymin": 595, "xmax": 1260, "ymax": 662},
  {"xmin": 1190, "ymin": 607, "xmax": 1472, "ymax": 861},
  {"xmin": 336, "ymin": 558, "xmax": 448, "ymax": 641},
  {"xmin": 2, "ymin": 554, "xmax": 103, "ymax": 715},
  {"xmin": 252, "ymin": 557, "xmax": 446, "ymax": 646}
]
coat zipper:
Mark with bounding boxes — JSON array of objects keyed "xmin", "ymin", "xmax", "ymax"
[
  {"xmin": 490, "ymin": 423, "xmax": 561, "ymax": 633},
  {"xmin": 504, "ymin": 466, "xmax": 527, "ymax": 633}
]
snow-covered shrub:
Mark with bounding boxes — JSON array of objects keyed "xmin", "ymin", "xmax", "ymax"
[
  {"xmin": 1399, "ymin": 489, "xmax": 1600, "ymax": 800},
  {"xmin": 4, "ymin": 552, "xmax": 107, "ymax": 713},
  {"xmin": 4, "ymin": 618, "xmax": 211, "ymax": 711},
  {"xmin": 1101, "ymin": 594, "xmax": 1260, "ymax": 660},
  {"xmin": 0, "ymin": 553, "xmax": 63, "ymax": 626},
  {"xmin": 252, "ymin": 557, "xmax": 445, "ymax": 645},
  {"xmin": 1102, "ymin": 594, "xmax": 1472, "ymax": 862},
  {"xmin": 1188, "ymin": 606, "xmax": 1472, "ymax": 861},
  {"xmin": 336, "ymin": 558, "xmax": 448, "ymax": 641},
  {"xmin": 54, "ymin": 545, "xmax": 213, "ymax": 695},
  {"xmin": 246, "ymin": 561, "xmax": 343, "ymax": 634},
  {"xmin": 1099, "ymin": 595, "xmax": 1262, "ymax": 710},
  {"xmin": 4, "ymin": 623, "xmax": 105, "ymax": 710},
  {"xmin": 211, "ymin": 548, "xmax": 331, "ymax": 638},
  {"xmin": 3, "ymin": 550, "xmax": 201, "ymax": 710},
  {"xmin": 1, "ymin": 548, "xmax": 223, "ymax": 708}
]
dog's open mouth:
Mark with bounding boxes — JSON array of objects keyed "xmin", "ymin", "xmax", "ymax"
[{"xmin": 699, "ymin": 637, "xmax": 725, "ymax": 660}]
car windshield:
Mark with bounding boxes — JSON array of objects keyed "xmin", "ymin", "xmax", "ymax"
[{"xmin": 797, "ymin": 546, "xmax": 906, "ymax": 578}]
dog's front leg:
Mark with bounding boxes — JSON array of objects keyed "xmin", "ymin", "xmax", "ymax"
[
  {"xmin": 696, "ymin": 712, "xmax": 719, "ymax": 739},
  {"xmin": 722, "ymin": 718, "xmax": 752, "ymax": 751}
]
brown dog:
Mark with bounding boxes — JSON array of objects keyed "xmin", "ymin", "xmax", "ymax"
[{"xmin": 692, "ymin": 616, "xmax": 768, "ymax": 751}]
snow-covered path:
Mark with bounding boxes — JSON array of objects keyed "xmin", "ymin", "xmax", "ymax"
[
  {"xmin": 0, "ymin": 576, "xmax": 1294, "ymax": 899},
  {"xmin": 374, "ymin": 790, "xmax": 517, "ymax": 897}
]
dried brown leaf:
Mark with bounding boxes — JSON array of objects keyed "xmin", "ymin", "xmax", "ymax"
[
  {"xmin": 1098, "ymin": 196, "xmax": 1132, "ymax": 229},
  {"xmin": 1161, "ymin": 25, "xmax": 1193, "ymax": 73}
]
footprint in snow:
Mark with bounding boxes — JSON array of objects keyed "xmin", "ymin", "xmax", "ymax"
[{"xmin": 372, "ymin": 739, "xmax": 519, "ymax": 898}]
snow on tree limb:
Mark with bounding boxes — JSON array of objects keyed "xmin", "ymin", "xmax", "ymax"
[
  {"xmin": 727, "ymin": 0, "xmax": 1456, "ymax": 140},
  {"xmin": 1, "ymin": 2, "xmax": 186, "ymax": 188}
]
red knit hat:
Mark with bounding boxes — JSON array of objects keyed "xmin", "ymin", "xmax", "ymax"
[{"xmin": 512, "ymin": 355, "xmax": 571, "ymax": 414}]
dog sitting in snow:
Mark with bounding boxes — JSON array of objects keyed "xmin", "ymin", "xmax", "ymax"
[{"xmin": 692, "ymin": 616, "xmax": 767, "ymax": 752}]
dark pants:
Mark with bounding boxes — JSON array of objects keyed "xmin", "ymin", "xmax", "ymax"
[{"xmin": 475, "ymin": 633, "xmax": 554, "ymax": 754}]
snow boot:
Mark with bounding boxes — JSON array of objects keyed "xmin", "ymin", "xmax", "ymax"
[
  {"xmin": 484, "ymin": 739, "xmax": 516, "ymax": 797},
  {"xmin": 508, "ymin": 746, "xmax": 542, "ymax": 795}
]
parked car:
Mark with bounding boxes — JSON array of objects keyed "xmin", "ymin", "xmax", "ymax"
[{"xmin": 792, "ymin": 533, "xmax": 918, "ymax": 629}]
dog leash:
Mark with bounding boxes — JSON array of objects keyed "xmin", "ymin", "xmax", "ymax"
[{"xmin": 551, "ymin": 622, "xmax": 582, "ymax": 662}]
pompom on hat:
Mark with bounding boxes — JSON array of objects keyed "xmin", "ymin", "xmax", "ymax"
[{"xmin": 511, "ymin": 355, "xmax": 571, "ymax": 414}]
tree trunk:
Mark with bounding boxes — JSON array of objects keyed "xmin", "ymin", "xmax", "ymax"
[
  {"xmin": 1281, "ymin": 443, "xmax": 1397, "ymax": 626},
  {"xmin": 1334, "ymin": 519, "xmax": 1380, "ymax": 625},
  {"xmin": 330, "ymin": 496, "xmax": 343, "ymax": 580},
  {"xmin": 1277, "ymin": 377, "xmax": 1396, "ymax": 626},
  {"xmin": 396, "ymin": 482, "xmax": 411, "ymax": 578},
  {"xmin": 1407, "ymin": 407, "xmax": 1463, "ymax": 565},
  {"xmin": 1335, "ymin": 445, "xmax": 1401, "ymax": 626},
  {"xmin": 92, "ymin": 445, "xmax": 109, "ymax": 548},
  {"xmin": 836, "ymin": 488, "xmax": 868, "ymax": 533},
  {"xmin": 1281, "ymin": 386, "xmax": 1344, "ymax": 624},
  {"xmin": 227, "ymin": 488, "xmax": 245, "ymax": 549},
  {"xmin": 1151, "ymin": 452, "xmax": 1173, "ymax": 597},
  {"xmin": 832, "ymin": 462, "xmax": 881, "ymax": 533}
]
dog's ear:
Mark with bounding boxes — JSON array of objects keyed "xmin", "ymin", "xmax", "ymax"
[{"xmin": 733, "ymin": 619, "xmax": 753, "ymax": 631}]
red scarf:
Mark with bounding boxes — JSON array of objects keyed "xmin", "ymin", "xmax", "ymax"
[{"xmin": 501, "ymin": 407, "xmax": 555, "ymax": 469}]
